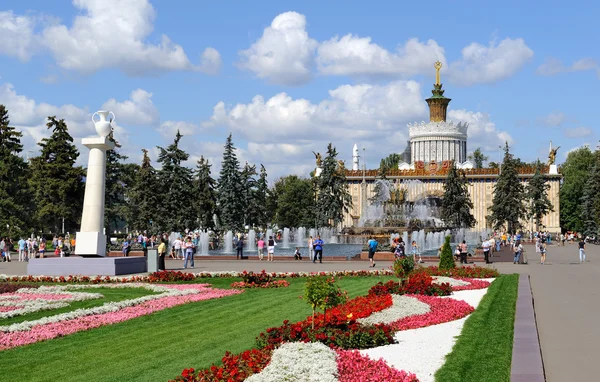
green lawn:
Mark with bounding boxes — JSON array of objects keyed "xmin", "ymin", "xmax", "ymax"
[
  {"xmin": 434, "ymin": 274, "xmax": 519, "ymax": 382},
  {"xmin": 0, "ymin": 276, "xmax": 394, "ymax": 382},
  {"xmin": 2, "ymin": 287, "xmax": 158, "ymax": 325}
]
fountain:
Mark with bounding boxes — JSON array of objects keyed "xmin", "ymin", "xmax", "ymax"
[
  {"xmin": 247, "ymin": 229, "xmax": 256, "ymax": 251},
  {"xmin": 224, "ymin": 230, "xmax": 233, "ymax": 253},
  {"xmin": 282, "ymin": 228, "xmax": 290, "ymax": 248},
  {"xmin": 168, "ymin": 232, "xmax": 180, "ymax": 254},
  {"xmin": 296, "ymin": 227, "xmax": 305, "ymax": 248},
  {"xmin": 309, "ymin": 228, "xmax": 316, "ymax": 240},
  {"xmin": 266, "ymin": 228, "xmax": 273, "ymax": 243},
  {"xmin": 199, "ymin": 231, "xmax": 209, "ymax": 255}
]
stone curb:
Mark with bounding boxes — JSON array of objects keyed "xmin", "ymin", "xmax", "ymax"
[{"xmin": 511, "ymin": 274, "xmax": 545, "ymax": 381}]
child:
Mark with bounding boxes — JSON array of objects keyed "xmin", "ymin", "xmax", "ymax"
[
  {"xmin": 294, "ymin": 247, "xmax": 302, "ymax": 260},
  {"xmin": 411, "ymin": 241, "xmax": 419, "ymax": 264}
]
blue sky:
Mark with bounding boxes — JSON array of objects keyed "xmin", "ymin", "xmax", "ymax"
[{"xmin": 0, "ymin": 0, "xmax": 597, "ymax": 178}]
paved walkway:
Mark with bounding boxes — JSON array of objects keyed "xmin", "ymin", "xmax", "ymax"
[{"xmin": 1, "ymin": 242, "xmax": 597, "ymax": 381}]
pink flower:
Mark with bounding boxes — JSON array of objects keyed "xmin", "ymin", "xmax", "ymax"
[{"xmin": 336, "ymin": 349, "xmax": 419, "ymax": 382}]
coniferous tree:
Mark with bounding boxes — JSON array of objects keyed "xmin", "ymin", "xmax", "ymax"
[
  {"xmin": 241, "ymin": 161, "xmax": 257, "ymax": 226},
  {"xmin": 441, "ymin": 162, "xmax": 476, "ymax": 228},
  {"xmin": 488, "ymin": 142, "xmax": 527, "ymax": 234},
  {"xmin": 193, "ymin": 156, "xmax": 218, "ymax": 230},
  {"xmin": 128, "ymin": 149, "xmax": 158, "ymax": 233},
  {"xmin": 580, "ymin": 150, "xmax": 600, "ymax": 238},
  {"xmin": 315, "ymin": 143, "xmax": 352, "ymax": 227},
  {"xmin": 0, "ymin": 105, "xmax": 32, "ymax": 238},
  {"xmin": 29, "ymin": 116, "xmax": 84, "ymax": 234},
  {"xmin": 468, "ymin": 148, "xmax": 489, "ymax": 169},
  {"xmin": 104, "ymin": 138, "xmax": 131, "ymax": 234},
  {"xmin": 249, "ymin": 164, "xmax": 269, "ymax": 228},
  {"xmin": 217, "ymin": 134, "xmax": 244, "ymax": 232},
  {"xmin": 438, "ymin": 235, "xmax": 456, "ymax": 270},
  {"xmin": 156, "ymin": 130, "xmax": 195, "ymax": 232},
  {"xmin": 525, "ymin": 161, "xmax": 554, "ymax": 231}
]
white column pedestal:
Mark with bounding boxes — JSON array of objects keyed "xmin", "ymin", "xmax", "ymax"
[
  {"xmin": 549, "ymin": 164, "xmax": 558, "ymax": 175},
  {"xmin": 76, "ymin": 137, "xmax": 114, "ymax": 257}
]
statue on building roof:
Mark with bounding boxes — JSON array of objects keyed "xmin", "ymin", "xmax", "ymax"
[{"xmin": 548, "ymin": 142, "xmax": 560, "ymax": 165}]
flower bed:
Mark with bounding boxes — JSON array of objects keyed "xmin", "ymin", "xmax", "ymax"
[
  {"xmin": 0, "ymin": 288, "xmax": 104, "ymax": 319},
  {"xmin": 0, "ymin": 284, "xmax": 241, "ymax": 350},
  {"xmin": 449, "ymin": 278, "xmax": 491, "ymax": 291},
  {"xmin": 357, "ymin": 295, "xmax": 430, "ymax": 326},
  {"xmin": 0, "ymin": 269, "xmax": 395, "ymax": 284},
  {"xmin": 368, "ymin": 274, "xmax": 453, "ymax": 297},
  {"xmin": 336, "ymin": 349, "xmax": 419, "ymax": 382},
  {"xmin": 389, "ymin": 295, "xmax": 474, "ymax": 331},
  {"xmin": 230, "ymin": 280, "xmax": 290, "ymax": 289},
  {"xmin": 0, "ymin": 283, "xmax": 40, "ymax": 294},
  {"xmin": 418, "ymin": 266, "xmax": 499, "ymax": 278}
]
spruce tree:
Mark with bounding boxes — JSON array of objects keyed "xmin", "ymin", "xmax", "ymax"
[
  {"xmin": 0, "ymin": 105, "xmax": 32, "ymax": 238},
  {"xmin": 438, "ymin": 235, "xmax": 456, "ymax": 270},
  {"xmin": 128, "ymin": 149, "xmax": 158, "ymax": 233},
  {"xmin": 105, "ymin": 138, "xmax": 131, "ymax": 234},
  {"xmin": 249, "ymin": 164, "xmax": 269, "ymax": 228},
  {"xmin": 29, "ymin": 116, "xmax": 84, "ymax": 234},
  {"xmin": 241, "ymin": 161, "xmax": 257, "ymax": 226},
  {"xmin": 441, "ymin": 161, "xmax": 476, "ymax": 228},
  {"xmin": 525, "ymin": 161, "xmax": 554, "ymax": 231},
  {"xmin": 488, "ymin": 142, "xmax": 526, "ymax": 234},
  {"xmin": 315, "ymin": 143, "xmax": 352, "ymax": 227},
  {"xmin": 217, "ymin": 134, "xmax": 244, "ymax": 231},
  {"xmin": 193, "ymin": 156, "xmax": 218, "ymax": 230},
  {"xmin": 156, "ymin": 130, "xmax": 195, "ymax": 232},
  {"xmin": 581, "ymin": 150, "xmax": 600, "ymax": 238}
]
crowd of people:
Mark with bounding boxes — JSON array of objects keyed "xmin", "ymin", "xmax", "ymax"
[{"xmin": 0, "ymin": 235, "xmax": 76, "ymax": 262}]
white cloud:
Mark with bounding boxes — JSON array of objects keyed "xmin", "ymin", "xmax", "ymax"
[
  {"xmin": 537, "ymin": 112, "xmax": 566, "ymax": 127},
  {"xmin": 564, "ymin": 127, "xmax": 593, "ymax": 138},
  {"xmin": 240, "ymin": 12, "xmax": 532, "ymax": 86},
  {"xmin": 0, "ymin": 0, "xmax": 221, "ymax": 76},
  {"xmin": 238, "ymin": 11, "xmax": 317, "ymax": 85},
  {"xmin": 536, "ymin": 57, "xmax": 599, "ymax": 76},
  {"xmin": 447, "ymin": 109, "xmax": 513, "ymax": 153},
  {"xmin": 0, "ymin": 11, "xmax": 40, "ymax": 61},
  {"xmin": 446, "ymin": 38, "xmax": 534, "ymax": 85},
  {"xmin": 317, "ymin": 36, "xmax": 445, "ymax": 77},
  {"xmin": 101, "ymin": 89, "xmax": 159, "ymax": 126},
  {"xmin": 204, "ymin": 80, "xmax": 426, "ymax": 143},
  {"xmin": 158, "ymin": 120, "xmax": 198, "ymax": 138}
]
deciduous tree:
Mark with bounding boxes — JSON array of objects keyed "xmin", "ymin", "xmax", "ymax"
[{"xmin": 560, "ymin": 146, "xmax": 595, "ymax": 232}]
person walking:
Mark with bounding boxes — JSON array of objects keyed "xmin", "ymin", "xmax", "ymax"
[
  {"xmin": 539, "ymin": 240, "xmax": 547, "ymax": 265},
  {"xmin": 267, "ymin": 236, "xmax": 276, "ymax": 261},
  {"xmin": 18, "ymin": 237, "xmax": 26, "ymax": 262},
  {"xmin": 257, "ymin": 237, "xmax": 265, "ymax": 260},
  {"xmin": 39, "ymin": 240, "xmax": 46, "ymax": 258},
  {"xmin": 313, "ymin": 235, "xmax": 324, "ymax": 263},
  {"xmin": 578, "ymin": 238, "xmax": 586, "ymax": 263},
  {"xmin": 482, "ymin": 238, "xmax": 491, "ymax": 264},
  {"xmin": 513, "ymin": 240, "xmax": 523, "ymax": 264},
  {"xmin": 158, "ymin": 239, "xmax": 166, "ymax": 270},
  {"xmin": 308, "ymin": 236, "xmax": 314, "ymax": 262},
  {"xmin": 367, "ymin": 237, "xmax": 378, "ymax": 268}
]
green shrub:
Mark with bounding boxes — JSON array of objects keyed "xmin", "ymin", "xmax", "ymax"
[
  {"xmin": 393, "ymin": 256, "xmax": 415, "ymax": 278},
  {"xmin": 439, "ymin": 235, "xmax": 456, "ymax": 270},
  {"xmin": 303, "ymin": 276, "xmax": 347, "ymax": 328}
]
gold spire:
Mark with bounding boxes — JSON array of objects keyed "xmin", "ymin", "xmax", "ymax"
[{"xmin": 434, "ymin": 61, "xmax": 442, "ymax": 85}]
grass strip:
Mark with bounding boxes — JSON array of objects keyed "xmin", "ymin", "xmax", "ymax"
[
  {"xmin": 0, "ymin": 275, "xmax": 394, "ymax": 382},
  {"xmin": 434, "ymin": 274, "xmax": 519, "ymax": 382},
  {"xmin": 1, "ymin": 287, "xmax": 159, "ymax": 325}
]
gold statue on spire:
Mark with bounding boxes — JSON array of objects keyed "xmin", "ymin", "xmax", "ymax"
[{"xmin": 434, "ymin": 61, "xmax": 442, "ymax": 85}]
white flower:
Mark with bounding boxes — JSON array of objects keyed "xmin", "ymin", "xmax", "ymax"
[
  {"xmin": 432, "ymin": 276, "xmax": 470, "ymax": 287},
  {"xmin": 246, "ymin": 342, "xmax": 338, "ymax": 382},
  {"xmin": 358, "ymin": 295, "xmax": 430, "ymax": 326}
]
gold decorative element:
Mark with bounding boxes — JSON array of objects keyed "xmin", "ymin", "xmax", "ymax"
[
  {"xmin": 312, "ymin": 151, "xmax": 322, "ymax": 167},
  {"xmin": 434, "ymin": 61, "xmax": 442, "ymax": 85},
  {"xmin": 548, "ymin": 145, "xmax": 560, "ymax": 165}
]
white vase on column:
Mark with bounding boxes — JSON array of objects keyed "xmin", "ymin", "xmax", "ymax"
[{"xmin": 75, "ymin": 111, "xmax": 115, "ymax": 256}]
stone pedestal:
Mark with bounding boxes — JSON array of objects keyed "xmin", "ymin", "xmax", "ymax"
[
  {"xmin": 27, "ymin": 257, "xmax": 147, "ymax": 276},
  {"xmin": 549, "ymin": 164, "xmax": 558, "ymax": 175},
  {"xmin": 76, "ymin": 136, "xmax": 114, "ymax": 256}
]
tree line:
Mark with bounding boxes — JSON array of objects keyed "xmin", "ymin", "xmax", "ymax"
[{"xmin": 0, "ymin": 105, "xmax": 352, "ymax": 239}]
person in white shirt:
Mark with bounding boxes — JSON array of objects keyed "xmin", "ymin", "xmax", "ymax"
[
  {"xmin": 307, "ymin": 236, "xmax": 314, "ymax": 262},
  {"xmin": 482, "ymin": 239, "xmax": 491, "ymax": 264},
  {"xmin": 173, "ymin": 237, "xmax": 183, "ymax": 260}
]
